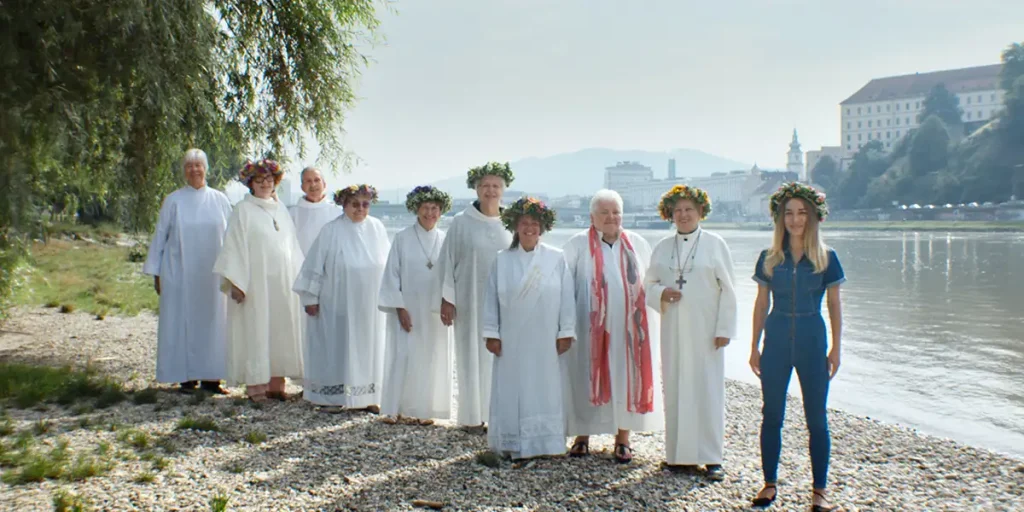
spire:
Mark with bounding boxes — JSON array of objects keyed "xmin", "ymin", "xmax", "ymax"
[{"xmin": 789, "ymin": 129, "xmax": 801, "ymax": 151}]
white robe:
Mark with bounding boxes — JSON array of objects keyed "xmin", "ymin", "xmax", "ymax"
[
  {"xmin": 378, "ymin": 223, "xmax": 452, "ymax": 419},
  {"xmin": 293, "ymin": 215, "xmax": 390, "ymax": 407},
  {"xmin": 483, "ymin": 243, "xmax": 575, "ymax": 459},
  {"xmin": 213, "ymin": 194, "xmax": 305, "ymax": 386},
  {"xmin": 645, "ymin": 227, "xmax": 737, "ymax": 465},
  {"xmin": 288, "ymin": 196, "xmax": 342, "ymax": 255},
  {"xmin": 143, "ymin": 186, "xmax": 232, "ymax": 383},
  {"xmin": 561, "ymin": 230, "xmax": 665, "ymax": 435},
  {"xmin": 436, "ymin": 205, "xmax": 512, "ymax": 426}
]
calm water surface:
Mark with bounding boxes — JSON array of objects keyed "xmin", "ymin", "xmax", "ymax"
[{"xmin": 389, "ymin": 226, "xmax": 1024, "ymax": 458}]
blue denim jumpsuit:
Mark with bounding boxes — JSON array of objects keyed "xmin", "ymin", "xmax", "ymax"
[{"xmin": 752, "ymin": 248, "xmax": 845, "ymax": 489}]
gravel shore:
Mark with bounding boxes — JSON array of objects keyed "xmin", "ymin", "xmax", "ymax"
[{"xmin": 1, "ymin": 307, "xmax": 1022, "ymax": 511}]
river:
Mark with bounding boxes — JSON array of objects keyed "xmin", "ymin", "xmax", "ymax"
[{"xmin": 388, "ymin": 226, "xmax": 1024, "ymax": 458}]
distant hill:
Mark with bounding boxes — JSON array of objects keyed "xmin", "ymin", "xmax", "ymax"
[{"xmin": 380, "ymin": 147, "xmax": 749, "ymax": 199}]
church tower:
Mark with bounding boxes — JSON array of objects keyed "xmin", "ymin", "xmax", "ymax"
[{"xmin": 786, "ymin": 129, "xmax": 805, "ymax": 182}]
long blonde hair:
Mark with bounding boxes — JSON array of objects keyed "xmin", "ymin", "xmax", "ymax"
[{"xmin": 763, "ymin": 197, "xmax": 829, "ymax": 277}]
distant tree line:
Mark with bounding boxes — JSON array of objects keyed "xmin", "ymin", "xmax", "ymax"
[{"xmin": 811, "ymin": 42, "xmax": 1024, "ymax": 210}]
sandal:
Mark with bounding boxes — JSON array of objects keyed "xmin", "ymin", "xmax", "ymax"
[
  {"xmin": 247, "ymin": 394, "xmax": 269, "ymax": 403},
  {"xmin": 613, "ymin": 443, "xmax": 633, "ymax": 464},
  {"xmin": 381, "ymin": 416, "xmax": 400, "ymax": 425},
  {"xmin": 365, "ymin": 404, "xmax": 381, "ymax": 414},
  {"xmin": 568, "ymin": 439, "xmax": 590, "ymax": 458},
  {"xmin": 811, "ymin": 490, "xmax": 842, "ymax": 512},
  {"xmin": 416, "ymin": 418, "xmax": 435, "ymax": 426},
  {"xmin": 751, "ymin": 483, "xmax": 777, "ymax": 508},
  {"xmin": 266, "ymin": 391, "xmax": 293, "ymax": 401}
]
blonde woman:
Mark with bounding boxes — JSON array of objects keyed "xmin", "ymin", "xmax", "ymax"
[{"xmin": 749, "ymin": 183, "xmax": 845, "ymax": 512}]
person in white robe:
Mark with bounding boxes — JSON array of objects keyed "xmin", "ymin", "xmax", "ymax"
[
  {"xmin": 644, "ymin": 185, "xmax": 737, "ymax": 480},
  {"xmin": 483, "ymin": 197, "xmax": 575, "ymax": 460},
  {"xmin": 562, "ymin": 189, "xmax": 664, "ymax": 464},
  {"xmin": 437, "ymin": 162, "xmax": 515, "ymax": 429},
  {"xmin": 293, "ymin": 184, "xmax": 389, "ymax": 413},
  {"xmin": 378, "ymin": 186, "xmax": 454, "ymax": 425},
  {"xmin": 213, "ymin": 159, "xmax": 305, "ymax": 402},
  {"xmin": 288, "ymin": 167, "xmax": 342, "ymax": 255},
  {"xmin": 144, "ymin": 148, "xmax": 232, "ymax": 394}
]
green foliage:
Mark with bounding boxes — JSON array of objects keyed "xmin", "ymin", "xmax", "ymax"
[
  {"xmin": 1000, "ymin": 42, "xmax": 1024, "ymax": 92},
  {"xmin": 0, "ymin": 363, "xmax": 123, "ymax": 409},
  {"xmin": 918, "ymin": 83, "xmax": 963, "ymax": 127},
  {"xmin": 810, "ymin": 156, "xmax": 840, "ymax": 192},
  {"xmin": 0, "ymin": 0, "xmax": 382, "ymax": 319}
]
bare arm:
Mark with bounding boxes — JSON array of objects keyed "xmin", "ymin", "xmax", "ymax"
[
  {"xmin": 826, "ymin": 285, "xmax": 843, "ymax": 378},
  {"xmin": 751, "ymin": 283, "xmax": 770, "ymax": 351}
]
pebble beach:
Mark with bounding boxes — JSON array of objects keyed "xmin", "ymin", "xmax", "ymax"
[{"xmin": 1, "ymin": 307, "xmax": 1022, "ymax": 511}]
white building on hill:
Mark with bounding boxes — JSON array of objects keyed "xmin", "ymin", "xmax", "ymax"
[{"xmin": 839, "ymin": 64, "xmax": 1005, "ymax": 168}]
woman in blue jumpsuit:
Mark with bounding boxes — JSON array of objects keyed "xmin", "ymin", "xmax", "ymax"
[{"xmin": 748, "ymin": 183, "xmax": 845, "ymax": 512}]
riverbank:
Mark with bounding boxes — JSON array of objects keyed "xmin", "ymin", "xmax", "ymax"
[
  {"xmin": 699, "ymin": 220, "xmax": 1024, "ymax": 232},
  {"xmin": 1, "ymin": 307, "xmax": 1021, "ymax": 511}
]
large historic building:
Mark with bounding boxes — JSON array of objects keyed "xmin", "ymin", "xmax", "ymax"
[{"xmin": 838, "ymin": 64, "xmax": 1005, "ymax": 168}]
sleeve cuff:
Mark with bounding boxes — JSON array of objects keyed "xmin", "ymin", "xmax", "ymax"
[
  {"xmin": 557, "ymin": 330, "xmax": 576, "ymax": 340},
  {"xmin": 825, "ymin": 276, "xmax": 847, "ymax": 288},
  {"xmin": 751, "ymin": 275, "xmax": 769, "ymax": 286},
  {"xmin": 482, "ymin": 330, "xmax": 500, "ymax": 340}
]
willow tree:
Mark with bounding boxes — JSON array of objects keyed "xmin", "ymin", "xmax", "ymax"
[{"xmin": 0, "ymin": 0, "xmax": 382, "ymax": 318}]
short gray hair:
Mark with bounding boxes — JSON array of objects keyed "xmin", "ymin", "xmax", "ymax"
[
  {"xmin": 300, "ymin": 166, "xmax": 323, "ymax": 182},
  {"xmin": 590, "ymin": 189, "xmax": 624, "ymax": 214},
  {"xmin": 182, "ymin": 148, "xmax": 208, "ymax": 172}
]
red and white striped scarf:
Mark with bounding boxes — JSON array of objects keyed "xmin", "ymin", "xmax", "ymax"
[{"xmin": 587, "ymin": 226, "xmax": 654, "ymax": 413}]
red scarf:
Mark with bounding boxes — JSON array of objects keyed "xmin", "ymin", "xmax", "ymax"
[{"xmin": 587, "ymin": 226, "xmax": 654, "ymax": 413}]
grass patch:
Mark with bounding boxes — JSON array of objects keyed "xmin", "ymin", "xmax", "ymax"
[
  {"xmin": 116, "ymin": 429, "xmax": 151, "ymax": 451},
  {"xmin": 13, "ymin": 238, "xmax": 158, "ymax": 316},
  {"xmin": 52, "ymin": 488, "xmax": 91, "ymax": 511},
  {"xmin": 210, "ymin": 494, "xmax": 229, "ymax": 512},
  {"xmin": 0, "ymin": 363, "xmax": 124, "ymax": 409},
  {"xmin": 176, "ymin": 416, "xmax": 220, "ymax": 432},
  {"xmin": 0, "ymin": 436, "xmax": 112, "ymax": 485},
  {"xmin": 132, "ymin": 387, "xmax": 159, "ymax": 405},
  {"xmin": 243, "ymin": 430, "xmax": 266, "ymax": 444},
  {"xmin": 133, "ymin": 470, "xmax": 156, "ymax": 483}
]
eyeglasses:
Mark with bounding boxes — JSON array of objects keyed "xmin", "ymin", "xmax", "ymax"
[
  {"xmin": 251, "ymin": 175, "xmax": 273, "ymax": 184},
  {"xmin": 349, "ymin": 201, "xmax": 371, "ymax": 209}
]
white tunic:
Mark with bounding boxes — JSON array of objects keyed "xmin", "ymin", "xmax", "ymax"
[
  {"xmin": 293, "ymin": 215, "xmax": 390, "ymax": 407},
  {"xmin": 436, "ymin": 205, "xmax": 512, "ymax": 426},
  {"xmin": 213, "ymin": 194, "xmax": 305, "ymax": 386},
  {"xmin": 143, "ymin": 186, "xmax": 232, "ymax": 383},
  {"xmin": 378, "ymin": 223, "xmax": 452, "ymax": 419},
  {"xmin": 288, "ymin": 196, "xmax": 342, "ymax": 255},
  {"xmin": 645, "ymin": 228, "xmax": 737, "ymax": 465},
  {"xmin": 483, "ymin": 243, "xmax": 575, "ymax": 459},
  {"xmin": 561, "ymin": 230, "xmax": 665, "ymax": 435}
]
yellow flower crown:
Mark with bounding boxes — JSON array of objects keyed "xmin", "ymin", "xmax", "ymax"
[{"xmin": 657, "ymin": 185, "xmax": 712, "ymax": 221}]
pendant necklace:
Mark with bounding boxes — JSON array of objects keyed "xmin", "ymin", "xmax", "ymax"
[
  {"xmin": 415, "ymin": 225, "xmax": 439, "ymax": 269},
  {"xmin": 672, "ymin": 229, "xmax": 701, "ymax": 290}
]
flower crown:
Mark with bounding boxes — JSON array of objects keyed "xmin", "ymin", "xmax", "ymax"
[
  {"xmin": 769, "ymin": 182, "xmax": 828, "ymax": 221},
  {"xmin": 657, "ymin": 184, "xmax": 712, "ymax": 221},
  {"xmin": 501, "ymin": 196, "xmax": 556, "ymax": 233},
  {"xmin": 405, "ymin": 185, "xmax": 453, "ymax": 214},
  {"xmin": 333, "ymin": 184, "xmax": 379, "ymax": 206},
  {"xmin": 466, "ymin": 162, "xmax": 515, "ymax": 189},
  {"xmin": 238, "ymin": 159, "xmax": 283, "ymax": 186}
]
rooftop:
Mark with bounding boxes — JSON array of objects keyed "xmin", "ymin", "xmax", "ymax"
[{"xmin": 841, "ymin": 64, "xmax": 1002, "ymax": 105}]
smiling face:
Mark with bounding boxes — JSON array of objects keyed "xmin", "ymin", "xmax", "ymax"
[
  {"xmin": 672, "ymin": 199, "xmax": 701, "ymax": 234},
  {"xmin": 417, "ymin": 201, "xmax": 442, "ymax": 231},
  {"xmin": 184, "ymin": 159, "xmax": 207, "ymax": 189},
  {"xmin": 250, "ymin": 173, "xmax": 275, "ymax": 199},
  {"xmin": 301, "ymin": 169, "xmax": 325, "ymax": 202},
  {"xmin": 516, "ymin": 215, "xmax": 541, "ymax": 250},
  {"xmin": 590, "ymin": 199, "xmax": 622, "ymax": 238},
  {"xmin": 344, "ymin": 193, "xmax": 373, "ymax": 222},
  {"xmin": 476, "ymin": 175, "xmax": 504, "ymax": 204},
  {"xmin": 783, "ymin": 197, "xmax": 815, "ymax": 238}
]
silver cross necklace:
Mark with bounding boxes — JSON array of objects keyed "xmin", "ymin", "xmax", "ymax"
[
  {"xmin": 672, "ymin": 229, "xmax": 701, "ymax": 289},
  {"xmin": 414, "ymin": 224, "xmax": 440, "ymax": 269}
]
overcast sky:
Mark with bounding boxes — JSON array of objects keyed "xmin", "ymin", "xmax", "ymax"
[{"xmin": 291, "ymin": 0, "xmax": 1023, "ymax": 190}]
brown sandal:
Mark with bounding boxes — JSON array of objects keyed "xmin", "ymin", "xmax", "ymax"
[
  {"xmin": 613, "ymin": 443, "xmax": 633, "ymax": 464},
  {"xmin": 569, "ymin": 440, "xmax": 590, "ymax": 457},
  {"xmin": 266, "ymin": 391, "xmax": 293, "ymax": 401},
  {"xmin": 811, "ymin": 490, "xmax": 842, "ymax": 512}
]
